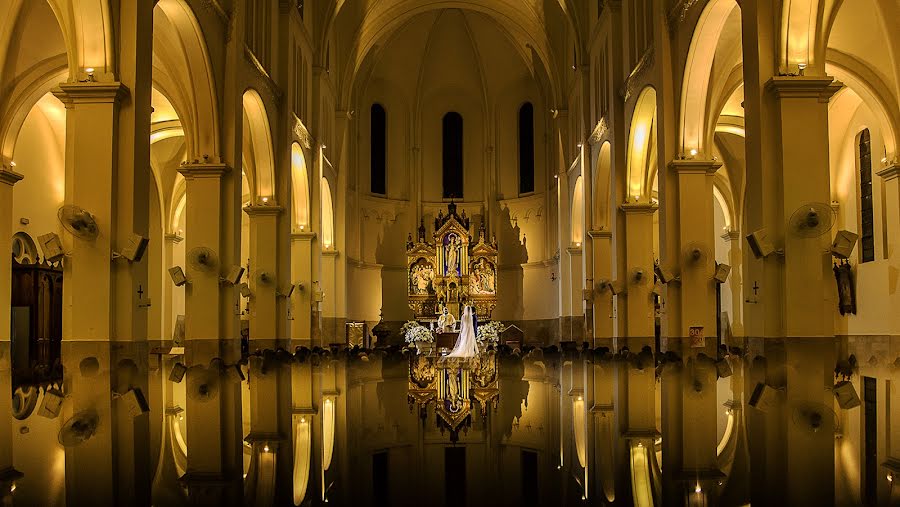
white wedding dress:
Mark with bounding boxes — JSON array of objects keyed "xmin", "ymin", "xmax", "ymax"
[{"xmin": 447, "ymin": 306, "xmax": 478, "ymax": 358}]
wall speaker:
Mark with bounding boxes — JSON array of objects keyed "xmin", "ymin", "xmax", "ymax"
[
  {"xmin": 38, "ymin": 388, "xmax": 65, "ymax": 418},
  {"xmin": 715, "ymin": 358, "xmax": 733, "ymax": 378},
  {"xmin": 168, "ymin": 362, "xmax": 187, "ymax": 383},
  {"xmin": 119, "ymin": 234, "xmax": 149, "ymax": 262},
  {"xmin": 746, "ymin": 229, "xmax": 776, "ymax": 259},
  {"xmin": 714, "ymin": 263, "xmax": 732, "ymax": 284},
  {"xmin": 222, "ymin": 265, "xmax": 245, "ymax": 285},
  {"xmin": 226, "ymin": 364, "xmax": 245, "ymax": 383},
  {"xmin": 168, "ymin": 266, "xmax": 187, "ymax": 287},
  {"xmin": 831, "ymin": 230, "xmax": 859, "ymax": 259},
  {"xmin": 121, "ymin": 388, "xmax": 149, "ymax": 417},
  {"xmin": 749, "ymin": 383, "xmax": 778, "ymax": 412},
  {"xmin": 239, "ymin": 283, "xmax": 253, "ymax": 298},
  {"xmin": 38, "ymin": 233, "xmax": 65, "ymax": 262},
  {"xmin": 833, "ymin": 380, "xmax": 861, "ymax": 409}
]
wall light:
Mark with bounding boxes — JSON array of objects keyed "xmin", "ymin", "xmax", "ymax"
[
  {"xmin": 262, "ymin": 196, "xmax": 269, "ymax": 204},
  {"xmin": 695, "ymin": 484, "xmax": 702, "ymax": 494},
  {"xmin": 9, "ymin": 161, "xmax": 16, "ymax": 167},
  {"xmin": 888, "ymin": 473, "xmax": 894, "ymax": 483},
  {"xmin": 689, "ymin": 149, "xmax": 698, "ymax": 157},
  {"xmin": 554, "ymin": 174, "xmax": 559, "ymax": 179},
  {"xmin": 797, "ymin": 63, "xmax": 807, "ymax": 76},
  {"xmin": 263, "ymin": 444, "xmax": 270, "ymax": 453},
  {"xmin": 85, "ymin": 68, "xmax": 95, "ymax": 82}
]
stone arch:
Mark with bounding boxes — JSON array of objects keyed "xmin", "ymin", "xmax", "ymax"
[
  {"xmin": 45, "ymin": 0, "xmax": 115, "ymax": 80},
  {"xmin": 321, "ymin": 177, "xmax": 335, "ymax": 249},
  {"xmin": 242, "ymin": 88, "xmax": 276, "ymax": 202},
  {"xmin": 593, "ymin": 141, "xmax": 611, "ymax": 228},
  {"xmin": 571, "ymin": 175, "xmax": 584, "ymax": 244},
  {"xmin": 292, "ymin": 142, "xmax": 311, "ymax": 231},
  {"xmin": 626, "ymin": 86, "xmax": 657, "ymax": 200}
]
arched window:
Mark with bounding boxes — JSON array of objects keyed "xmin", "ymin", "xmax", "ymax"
[
  {"xmin": 442, "ymin": 112, "xmax": 463, "ymax": 199},
  {"xmin": 370, "ymin": 104, "xmax": 387, "ymax": 195},
  {"xmin": 858, "ymin": 129, "xmax": 874, "ymax": 263},
  {"xmin": 321, "ymin": 178, "xmax": 334, "ymax": 249},
  {"xmin": 518, "ymin": 103, "xmax": 535, "ymax": 194},
  {"xmin": 291, "ymin": 143, "xmax": 310, "ymax": 230}
]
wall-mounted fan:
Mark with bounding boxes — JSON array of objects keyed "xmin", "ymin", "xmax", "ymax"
[
  {"xmin": 254, "ymin": 270, "xmax": 274, "ymax": 286},
  {"xmin": 58, "ymin": 409, "xmax": 99, "ymax": 447},
  {"xmin": 790, "ymin": 400, "xmax": 838, "ymax": 435},
  {"xmin": 187, "ymin": 366, "xmax": 220, "ymax": 403},
  {"xmin": 682, "ymin": 242, "xmax": 709, "ymax": 267},
  {"xmin": 187, "ymin": 247, "xmax": 218, "ymax": 272},
  {"xmin": 788, "ymin": 202, "xmax": 835, "ymax": 238},
  {"xmin": 58, "ymin": 205, "xmax": 99, "ymax": 240}
]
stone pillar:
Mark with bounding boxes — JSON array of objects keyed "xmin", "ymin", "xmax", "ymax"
[
  {"xmin": 877, "ymin": 164, "xmax": 900, "ymax": 336},
  {"xmin": 722, "ymin": 230, "xmax": 743, "ymax": 337},
  {"xmin": 567, "ymin": 246, "xmax": 584, "ymax": 342},
  {"xmin": 244, "ymin": 357, "xmax": 289, "ymax": 507},
  {"xmin": 619, "ymin": 202, "xmax": 658, "ymax": 448},
  {"xmin": 589, "ymin": 230, "xmax": 614, "ymax": 343},
  {"xmin": 163, "ymin": 233, "xmax": 184, "ymax": 343},
  {"xmin": 0, "ymin": 169, "xmax": 23, "ymax": 343},
  {"xmin": 557, "ymin": 166, "xmax": 573, "ymax": 341},
  {"xmin": 290, "ymin": 232, "xmax": 316, "ymax": 346},
  {"xmin": 244, "ymin": 205, "xmax": 283, "ymax": 344},
  {"xmin": 177, "ymin": 162, "xmax": 242, "ymax": 505},
  {"xmin": 0, "ymin": 169, "xmax": 24, "ymax": 497}
]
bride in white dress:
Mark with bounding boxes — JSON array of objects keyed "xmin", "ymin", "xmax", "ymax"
[{"xmin": 447, "ymin": 306, "xmax": 478, "ymax": 358}]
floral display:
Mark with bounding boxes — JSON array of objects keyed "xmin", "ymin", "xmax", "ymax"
[
  {"xmin": 476, "ymin": 320, "xmax": 504, "ymax": 345},
  {"xmin": 402, "ymin": 321, "xmax": 434, "ymax": 344}
]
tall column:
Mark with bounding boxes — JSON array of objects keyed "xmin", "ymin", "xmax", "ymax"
[
  {"xmin": 177, "ymin": 163, "xmax": 242, "ymax": 505},
  {"xmin": 589, "ymin": 230, "xmax": 614, "ymax": 342},
  {"xmin": 163, "ymin": 233, "xmax": 184, "ymax": 343},
  {"xmin": 290, "ymin": 232, "xmax": 316, "ymax": 346},
  {"xmin": 244, "ymin": 358, "xmax": 289, "ymax": 507},
  {"xmin": 0, "ymin": 169, "xmax": 24, "ymax": 500},
  {"xmin": 722, "ymin": 230, "xmax": 743, "ymax": 337},
  {"xmin": 557, "ymin": 165, "xmax": 573, "ymax": 341},
  {"xmin": 619, "ymin": 202, "xmax": 658, "ymax": 443},
  {"xmin": 877, "ymin": 164, "xmax": 900, "ymax": 336},
  {"xmin": 245, "ymin": 205, "xmax": 283, "ymax": 344}
]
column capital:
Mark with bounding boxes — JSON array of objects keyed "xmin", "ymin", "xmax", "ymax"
[
  {"xmin": 721, "ymin": 230, "xmax": 741, "ymax": 241},
  {"xmin": 877, "ymin": 163, "xmax": 900, "ymax": 181},
  {"xmin": 164, "ymin": 233, "xmax": 184, "ymax": 244},
  {"xmin": 178, "ymin": 163, "xmax": 231, "ymax": 179},
  {"xmin": 619, "ymin": 201, "xmax": 658, "ymax": 215},
  {"xmin": 765, "ymin": 76, "xmax": 841, "ymax": 102},
  {"xmin": 668, "ymin": 158, "xmax": 722, "ymax": 174},
  {"xmin": 291, "ymin": 231, "xmax": 317, "ymax": 241},
  {"xmin": 588, "ymin": 229, "xmax": 613, "ymax": 240},
  {"xmin": 52, "ymin": 81, "xmax": 129, "ymax": 105},
  {"xmin": 0, "ymin": 169, "xmax": 24, "ymax": 186},
  {"xmin": 243, "ymin": 204, "xmax": 284, "ymax": 217}
]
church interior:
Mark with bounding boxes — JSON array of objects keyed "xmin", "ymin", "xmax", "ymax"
[{"xmin": 0, "ymin": 0, "xmax": 898, "ymax": 505}]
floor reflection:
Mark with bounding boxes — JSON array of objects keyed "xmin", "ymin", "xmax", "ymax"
[{"xmin": 2, "ymin": 338, "xmax": 899, "ymax": 506}]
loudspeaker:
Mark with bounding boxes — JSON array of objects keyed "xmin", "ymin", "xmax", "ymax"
[
  {"xmin": 38, "ymin": 233, "xmax": 65, "ymax": 262},
  {"xmin": 120, "ymin": 234, "xmax": 149, "ymax": 262},
  {"xmin": 38, "ymin": 388, "xmax": 64, "ymax": 418},
  {"xmin": 168, "ymin": 362, "xmax": 187, "ymax": 383},
  {"xmin": 223, "ymin": 265, "xmax": 245, "ymax": 285},
  {"xmin": 655, "ymin": 264, "xmax": 675, "ymax": 284},
  {"xmin": 168, "ymin": 266, "xmax": 187, "ymax": 287},
  {"xmin": 239, "ymin": 283, "xmax": 253, "ymax": 298},
  {"xmin": 833, "ymin": 380, "xmax": 861, "ymax": 409},
  {"xmin": 749, "ymin": 383, "xmax": 778, "ymax": 412},
  {"xmin": 746, "ymin": 229, "xmax": 776, "ymax": 259},
  {"xmin": 121, "ymin": 388, "xmax": 150, "ymax": 417},
  {"xmin": 831, "ymin": 230, "xmax": 859, "ymax": 259},
  {"xmin": 714, "ymin": 263, "xmax": 732, "ymax": 284},
  {"xmin": 715, "ymin": 358, "xmax": 733, "ymax": 378},
  {"xmin": 226, "ymin": 364, "xmax": 245, "ymax": 383}
]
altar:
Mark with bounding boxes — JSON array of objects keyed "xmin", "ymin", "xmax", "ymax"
[{"xmin": 406, "ymin": 202, "xmax": 498, "ymax": 321}]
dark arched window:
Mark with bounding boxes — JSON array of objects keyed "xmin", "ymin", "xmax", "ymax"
[
  {"xmin": 859, "ymin": 129, "xmax": 874, "ymax": 262},
  {"xmin": 442, "ymin": 112, "xmax": 463, "ymax": 199},
  {"xmin": 518, "ymin": 103, "xmax": 535, "ymax": 194},
  {"xmin": 370, "ymin": 103, "xmax": 386, "ymax": 195}
]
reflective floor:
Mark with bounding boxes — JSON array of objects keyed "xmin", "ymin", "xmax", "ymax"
[{"xmin": 1, "ymin": 337, "xmax": 898, "ymax": 506}]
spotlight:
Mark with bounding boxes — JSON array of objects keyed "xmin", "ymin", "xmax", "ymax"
[{"xmin": 689, "ymin": 149, "xmax": 698, "ymax": 157}]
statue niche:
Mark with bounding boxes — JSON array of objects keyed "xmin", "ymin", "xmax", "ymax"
[{"xmin": 406, "ymin": 202, "xmax": 498, "ymax": 322}]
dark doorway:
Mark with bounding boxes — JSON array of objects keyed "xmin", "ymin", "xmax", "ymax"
[
  {"xmin": 864, "ymin": 376, "xmax": 877, "ymax": 506},
  {"xmin": 445, "ymin": 446, "xmax": 466, "ymax": 506}
]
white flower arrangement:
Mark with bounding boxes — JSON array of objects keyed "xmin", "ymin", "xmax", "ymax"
[
  {"xmin": 476, "ymin": 321, "xmax": 504, "ymax": 345},
  {"xmin": 402, "ymin": 321, "xmax": 434, "ymax": 344}
]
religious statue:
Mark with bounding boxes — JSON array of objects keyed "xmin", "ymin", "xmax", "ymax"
[
  {"xmin": 470, "ymin": 258, "xmax": 496, "ymax": 295},
  {"xmin": 445, "ymin": 234, "xmax": 460, "ymax": 276},
  {"xmin": 437, "ymin": 306, "xmax": 457, "ymax": 332},
  {"xmin": 409, "ymin": 261, "xmax": 435, "ymax": 295}
]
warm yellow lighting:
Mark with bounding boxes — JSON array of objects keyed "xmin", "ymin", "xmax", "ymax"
[
  {"xmin": 9, "ymin": 161, "xmax": 15, "ymax": 167},
  {"xmin": 10, "ymin": 483, "xmax": 16, "ymax": 493},
  {"xmin": 689, "ymin": 149, "xmax": 698, "ymax": 157},
  {"xmin": 263, "ymin": 444, "xmax": 270, "ymax": 453},
  {"xmin": 243, "ymin": 473, "xmax": 248, "ymax": 479},
  {"xmin": 262, "ymin": 196, "xmax": 269, "ymax": 204},
  {"xmin": 695, "ymin": 484, "xmax": 702, "ymax": 494},
  {"xmin": 637, "ymin": 442, "xmax": 643, "ymax": 448},
  {"xmin": 797, "ymin": 63, "xmax": 807, "ymax": 75},
  {"xmin": 888, "ymin": 474, "xmax": 894, "ymax": 483},
  {"xmin": 554, "ymin": 174, "xmax": 559, "ymax": 179},
  {"xmin": 575, "ymin": 243, "xmax": 581, "ymax": 248}
]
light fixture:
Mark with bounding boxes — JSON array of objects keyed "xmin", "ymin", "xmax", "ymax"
[
  {"xmin": 299, "ymin": 224, "xmax": 305, "ymax": 231},
  {"xmin": 9, "ymin": 161, "xmax": 16, "ymax": 167},
  {"xmin": 577, "ymin": 142, "xmax": 583, "ymax": 148},
  {"xmin": 637, "ymin": 442, "xmax": 643, "ymax": 448},
  {"xmin": 554, "ymin": 174, "xmax": 559, "ymax": 179},
  {"xmin": 575, "ymin": 242, "xmax": 581, "ymax": 247},
  {"xmin": 262, "ymin": 196, "xmax": 269, "ymax": 204},
  {"xmin": 321, "ymin": 144, "xmax": 327, "ymax": 150},
  {"xmin": 798, "ymin": 63, "xmax": 807, "ymax": 75},
  {"xmin": 888, "ymin": 473, "xmax": 894, "ymax": 483},
  {"xmin": 10, "ymin": 483, "xmax": 15, "ymax": 493},
  {"xmin": 85, "ymin": 67, "xmax": 95, "ymax": 82},
  {"xmin": 695, "ymin": 484, "xmax": 702, "ymax": 494},
  {"xmin": 263, "ymin": 444, "xmax": 270, "ymax": 453},
  {"xmin": 633, "ymin": 194, "xmax": 640, "ymax": 202},
  {"xmin": 883, "ymin": 157, "xmax": 890, "ymax": 164},
  {"xmin": 689, "ymin": 149, "xmax": 698, "ymax": 157}
]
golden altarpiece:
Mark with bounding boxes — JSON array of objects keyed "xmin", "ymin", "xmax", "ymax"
[{"xmin": 406, "ymin": 203, "xmax": 498, "ymax": 323}]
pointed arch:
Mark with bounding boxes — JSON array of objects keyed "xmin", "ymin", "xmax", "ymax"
[
  {"xmin": 593, "ymin": 141, "xmax": 612, "ymax": 228},
  {"xmin": 571, "ymin": 175, "xmax": 584, "ymax": 244},
  {"xmin": 292, "ymin": 142, "xmax": 311, "ymax": 230},
  {"xmin": 45, "ymin": 0, "xmax": 114, "ymax": 79},
  {"xmin": 627, "ymin": 87, "xmax": 657, "ymax": 200},
  {"xmin": 321, "ymin": 177, "xmax": 335, "ymax": 249},
  {"xmin": 242, "ymin": 89, "xmax": 275, "ymax": 202}
]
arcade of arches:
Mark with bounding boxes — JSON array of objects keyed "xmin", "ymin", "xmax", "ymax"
[{"xmin": 0, "ymin": 1, "xmax": 898, "ymax": 506}]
